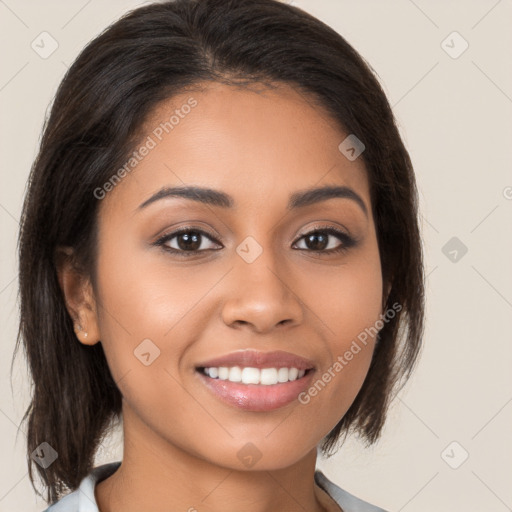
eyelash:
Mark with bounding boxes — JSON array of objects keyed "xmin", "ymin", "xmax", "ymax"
[{"xmin": 153, "ymin": 225, "xmax": 357, "ymax": 258}]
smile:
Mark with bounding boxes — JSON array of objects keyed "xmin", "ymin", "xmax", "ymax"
[
  {"xmin": 199, "ymin": 366, "xmax": 307, "ymax": 385},
  {"xmin": 196, "ymin": 365, "xmax": 315, "ymax": 412}
]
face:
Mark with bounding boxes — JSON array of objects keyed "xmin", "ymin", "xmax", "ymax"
[{"xmin": 80, "ymin": 82, "xmax": 384, "ymax": 471}]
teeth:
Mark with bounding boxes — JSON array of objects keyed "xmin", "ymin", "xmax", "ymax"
[
  {"xmin": 228, "ymin": 366, "xmax": 242, "ymax": 382},
  {"xmin": 241, "ymin": 367, "xmax": 260, "ymax": 384},
  {"xmin": 260, "ymin": 368, "xmax": 278, "ymax": 385},
  {"xmin": 202, "ymin": 366, "xmax": 307, "ymax": 384},
  {"xmin": 277, "ymin": 367, "xmax": 289, "ymax": 383}
]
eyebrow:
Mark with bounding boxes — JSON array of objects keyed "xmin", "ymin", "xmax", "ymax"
[{"xmin": 137, "ymin": 184, "xmax": 368, "ymax": 217}]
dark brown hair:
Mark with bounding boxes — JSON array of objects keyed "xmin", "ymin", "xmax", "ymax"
[{"xmin": 13, "ymin": 0, "xmax": 425, "ymax": 504}]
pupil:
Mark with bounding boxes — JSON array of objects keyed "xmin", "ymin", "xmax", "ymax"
[
  {"xmin": 307, "ymin": 233, "xmax": 327, "ymax": 250},
  {"xmin": 178, "ymin": 232, "xmax": 200, "ymax": 251}
]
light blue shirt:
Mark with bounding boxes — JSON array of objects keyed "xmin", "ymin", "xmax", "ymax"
[{"xmin": 42, "ymin": 461, "xmax": 388, "ymax": 512}]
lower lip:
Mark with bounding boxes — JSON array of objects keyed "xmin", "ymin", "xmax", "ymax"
[{"xmin": 196, "ymin": 370, "xmax": 315, "ymax": 412}]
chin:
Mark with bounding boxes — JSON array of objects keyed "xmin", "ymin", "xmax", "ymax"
[{"xmin": 200, "ymin": 436, "xmax": 318, "ymax": 472}]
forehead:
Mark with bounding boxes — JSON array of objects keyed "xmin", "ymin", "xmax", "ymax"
[{"xmin": 100, "ymin": 81, "xmax": 370, "ymax": 216}]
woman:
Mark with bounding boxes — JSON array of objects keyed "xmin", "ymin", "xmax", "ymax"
[{"xmin": 15, "ymin": 0, "xmax": 424, "ymax": 510}]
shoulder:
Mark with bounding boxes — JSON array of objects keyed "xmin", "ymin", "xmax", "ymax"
[
  {"xmin": 41, "ymin": 491, "xmax": 78, "ymax": 512},
  {"xmin": 41, "ymin": 463, "xmax": 384, "ymax": 512},
  {"xmin": 314, "ymin": 469, "xmax": 389, "ymax": 512},
  {"xmin": 41, "ymin": 461, "xmax": 122, "ymax": 512}
]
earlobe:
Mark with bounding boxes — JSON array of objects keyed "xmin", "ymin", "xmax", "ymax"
[
  {"xmin": 55, "ymin": 246, "xmax": 101, "ymax": 346},
  {"xmin": 74, "ymin": 322, "xmax": 89, "ymax": 342}
]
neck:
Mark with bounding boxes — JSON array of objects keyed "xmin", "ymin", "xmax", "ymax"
[{"xmin": 95, "ymin": 406, "xmax": 338, "ymax": 512}]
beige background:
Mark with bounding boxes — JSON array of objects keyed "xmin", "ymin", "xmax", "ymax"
[{"xmin": 1, "ymin": 1, "xmax": 511, "ymax": 511}]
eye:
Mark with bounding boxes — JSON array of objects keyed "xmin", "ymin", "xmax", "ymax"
[
  {"xmin": 293, "ymin": 226, "xmax": 357, "ymax": 254},
  {"xmin": 154, "ymin": 227, "xmax": 222, "ymax": 256},
  {"xmin": 153, "ymin": 225, "xmax": 357, "ymax": 257}
]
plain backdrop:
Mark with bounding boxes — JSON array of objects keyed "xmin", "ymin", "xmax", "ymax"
[{"xmin": 1, "ymin": 1, "xmax": 511, "ymax": 511}]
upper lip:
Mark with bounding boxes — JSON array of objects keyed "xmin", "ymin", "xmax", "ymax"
[{"xmin": 195, "ymin": 350, "xmax": 316, "ymax": 370}]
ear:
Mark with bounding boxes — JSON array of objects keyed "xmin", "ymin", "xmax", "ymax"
[{"xmin": 55, "ymin": 246, "xmax": 101, "ymax": 346}]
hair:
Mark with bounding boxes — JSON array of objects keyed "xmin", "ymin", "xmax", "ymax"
[{"xmin": 13, "ymin": 0, "xmax": 425, "ymax": 505}]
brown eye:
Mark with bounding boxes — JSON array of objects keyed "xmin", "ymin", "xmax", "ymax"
[
  {"xmin": 302, "ymin": 232, "xmax": 330, "ymax": 251},
  {"xmin": 174, "ymin": 231, "xmax": 202, "ymax": 251},
  {"xmin": 293, "ymin": 227, "xmax": 357, "ymax": 254},
  {"xmin": 154, "ymin": 227, "xmax": 222, "ymax": 255}
]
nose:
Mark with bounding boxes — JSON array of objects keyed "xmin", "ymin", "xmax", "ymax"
[{"xmin": 221, "ymin": 244, "xmax": 304, "ymax": 334}]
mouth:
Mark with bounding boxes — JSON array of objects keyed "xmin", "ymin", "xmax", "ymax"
[
  {"xmin": 194, "ymin": 350, "xmax": 316, "ymax": 411},
  {"xmin": 196, "ymin": 365, "xmax": 312, "ymax": 385}
]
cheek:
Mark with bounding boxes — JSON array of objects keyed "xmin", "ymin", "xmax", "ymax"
[
  {"xmin": 93, "ymin": 256, "xmax": 217, "ymax": 443},
  {"xmin": 94, "ymin": 262, "xmax": 195, "ymax": 371},
  {"xmin": 300, "ymin": 243, "xmax": 383, "ymax": 411},
  {"xmin": 93, "ymin": 234, "xmax": 233, "ymax": 393},
  {"xmin": 312, "ymin": 244, "xmax": 383, "ymax": 350},
  {"xmin": 95, "ymin": 219, "xmax": 197, "ymax": 334}
]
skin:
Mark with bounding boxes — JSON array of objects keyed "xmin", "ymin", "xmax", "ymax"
[{"xmin": 57, "ymin": 82, "xmax": 385, "ymax": 512}]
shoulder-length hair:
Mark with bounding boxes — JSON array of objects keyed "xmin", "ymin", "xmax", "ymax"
[{"xmin": 14, "ymin": 0, "xmax": 424, "ymax": 504}]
